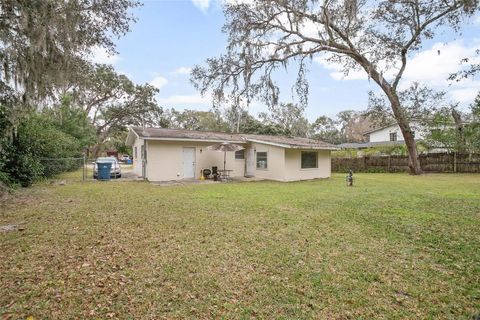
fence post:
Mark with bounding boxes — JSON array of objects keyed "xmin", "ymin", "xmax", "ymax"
[
  {"xmin": 387, "ymin": 156, "xmax": 391, "ymax": 172},
  {"xmin": 83, "ymin": 154, "xmax": 86, "ymax": 181}
]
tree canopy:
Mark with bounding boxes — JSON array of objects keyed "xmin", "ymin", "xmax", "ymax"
[
  {"xmin": 0, "ymin": 0, "xmax": 139, "ymax": 102},
  {"xmin": 423, "ymin": 91, "xmax": 480, "ymax": 153},
  {"xmin": 258, "ymin": 102, "xmax": 310, "ymax": 137},
  {"xmin": 0, "ymin": 0, "xmax": 145, "ymax": 186}
]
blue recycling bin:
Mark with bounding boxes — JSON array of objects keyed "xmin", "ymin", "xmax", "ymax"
[
  {"xmin": 127, "ymin": 159, "xmax": 132, "ymax": 164},
  {"xmin": 97, "ymin": 162, "xmax": 112, "ymax": 180}
]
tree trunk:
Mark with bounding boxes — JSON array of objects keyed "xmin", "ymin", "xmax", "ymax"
[
  {"xmin": 236, "ymin": 108, "xmax": 241, "ymax": 133},
  {"xmin": 451, "ymin": 109, "xmax": 466, "ymax": 153},
  {"xmin": 91, "ymin": 144, "xmax": 100, "ymax": 158},
  {"xmin": 354, "ymin": 56, "xmax": 422, "ymax": 175},
  {"xmin": 385, "ymin": 91, "xmax": 423, "ymax": 175}
]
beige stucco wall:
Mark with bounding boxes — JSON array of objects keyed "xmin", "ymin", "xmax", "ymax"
[
  {"xmin": 130, "ymin": 137, "xmax": 332, "ymax": 182},
  {"xmin": 284, "ymin": 149, "xmax": 331, "ymax": 181},
  {"xmin": 251, "ymin": 142, "xmax": 286, "ymax": 181},
  {"xmin": 132, "ymin": 138, "xmax": 144, "ymax": 177},
  {"xmin": 145, "ymin": 140, "xmax": 245, "ymax": 181}
]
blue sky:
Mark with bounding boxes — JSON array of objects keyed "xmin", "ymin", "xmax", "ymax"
[{"xmin": 91, "ymin": 0, "xmax": 480, "ymax": 121}]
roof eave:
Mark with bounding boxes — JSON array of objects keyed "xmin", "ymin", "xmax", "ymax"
[
  {"xmin": 247, "ymin": 138, "xmax": 338, "ymax": 150},
  {"xmin": 141, "ymin": 136, "xmax": 247, "ymax": 144},
  {"xmin": 125, "ymin": 127, "xmax": 140, "ymax": 146},
  {"xmin": 287, "ymin": 145, "xmax": 340, "ymax": 150}
]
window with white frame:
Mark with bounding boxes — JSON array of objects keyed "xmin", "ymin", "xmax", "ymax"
[
  {"xmin": 256, "ymin": 152, "xmax": 267, "ymax": 169},
  {"xmin": 235, "ymin": 150, "xmax": 245, "ymax": 159},
  {"xmin": 389, "ymin": 132, "xmax": 397, "ymax": 141},
  {"xmin": 301, "ymin": 151, "xmax": 318, "ymax": 169}
]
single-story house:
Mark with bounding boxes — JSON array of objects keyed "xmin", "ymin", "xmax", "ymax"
[{"xmin": 125, "ymin": 127, "xmax": 338, "ymax": 182}]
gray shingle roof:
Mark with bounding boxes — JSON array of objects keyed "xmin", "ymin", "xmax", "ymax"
[
  {"xmin": 242, "ymin": 134, "xmax": 337, "ymax": 149},
  {"xmin": 131, "ymin": 127, "xmax": 244, "ymax": 142},
  {"xmin": 130, "ymin": 127, "xmax": 338, "ymax": 150}
]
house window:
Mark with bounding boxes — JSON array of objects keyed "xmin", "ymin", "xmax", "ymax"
[
  {"xmin": 135, "ymin": 147, "xmax": 137, "ymax": 159},
  {"xmin": 301, "ymin": 151, "xmax": 318, "ymax": 169},
  {"xmin": 235, "ymin": 150, "xmax": 245, "ymax": 159},
  {"xmin": 256, "ymin": 152, "xmax": 268, "ymax": 169},
  {"xmin": 390, "ymin": 132, "xmax": 397, "ymax": 141}
]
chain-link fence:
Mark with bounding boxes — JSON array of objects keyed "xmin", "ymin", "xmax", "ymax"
[
  {"xmin": 39, "ymin": 157, "xmax": 88, "ymax": 182},
  {"xmin": 39, "ymin": 157, "xmax": 132, "ymax": 182}
]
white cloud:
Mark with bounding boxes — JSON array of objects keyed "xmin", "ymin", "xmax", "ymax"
[
  {"xmin": 192, "ymin": 0, "xmax": 211, "ymax": 12},
  {"xmin": 400, "ymin": 41, "xmax": 480, "ymax": 103},
  {"xmin": 300, "ymin": 20, "xmax": 322, "ymax": 38},
  {"xmin": 314, "ymin": 56, "xmax": 368, "ymax": 81},
  {"xmin": 330, "ymin": 69, "xmax": 367, "ymax": 81},
  {"xmin": 89, "ymin": 46, "xmax": 121, "ymax": 65},
  {"xmin": 158, "ymin": 94, "xmax": 211, "ymax": 106},
  {"xmin": 221, "ymin": 0, "xmax": 255, "ymax": 5},
  {"xmin": 402, "ymin": 42, "xmax": 479, "ymax": 85},
  {"xmin": 449, "ymin": 83, "xmax": 480, "ymax": 103},
  {"xmin": 150, "ymin": 76, "xmax": 168, "ymax": 90},
  {"xmin": 172, "ymin": 67, "xmax": 192, "ymax": 75},
  {"xmin": 315, "ymin": 41, "xmax": 480, "ymax": 82},
  {"xmin": 474, "ymin": 14, "xmax": 480, "ymax": 25},
  {"xmin": 314, "ymin": 40, "xmax": 480, "ymax": 104}
]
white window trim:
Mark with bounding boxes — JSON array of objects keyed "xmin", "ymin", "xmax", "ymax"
[
  {"xmin": 389, "ymin": 132, "xmax": 398, "ymax": 142},
  {"xmin": 300, "ymin": 150, "xmax": 318, "ymax": 170},
  {"xmin": 255, "ymin": 150, "xmax": 269, "ymax": 170},
  {"xmin": 235, "ymin": 149, "xmax": 245, "ymax": 160}
]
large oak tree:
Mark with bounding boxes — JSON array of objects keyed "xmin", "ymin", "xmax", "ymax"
[
  {"xmin": 0, "ymin": 0, "xmax": 139, "ymax": 103},
  {"xmin": 62, "ymin": 63, "xmax": 161, "ymax": 156},
  {"xmin": 192, "ymin": 0, "xmax": 478, "ymax": 174}
]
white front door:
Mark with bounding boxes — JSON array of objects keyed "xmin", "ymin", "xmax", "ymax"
[{"xmin": 182, "ymin": 147, "xmax": 196, "ymax": 179}]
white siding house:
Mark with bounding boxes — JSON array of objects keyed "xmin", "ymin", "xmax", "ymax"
[
  {"xmin": 365, "ymin": 121, "xmax": 427, "ymax": 143},
  {"xmin": 337, "ymin": 121, "xmax": 429, "ymax": 149}
]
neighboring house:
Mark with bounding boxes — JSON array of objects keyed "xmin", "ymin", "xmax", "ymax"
[
  {"xmin": 337, "ymin": 121, "xmax": 426, "ymax": 149},
  {"xmin": 365, "ymin": 120, "xmax": 426, "ymax": 143},
  {"xmin": 125, "ymin": 127, "xmax": 338, "ymax": 182}
]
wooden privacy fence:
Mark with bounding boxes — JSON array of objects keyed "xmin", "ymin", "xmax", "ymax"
[{"xmin": 332, "ymin": 153, "xmax": 480, "ymax": 173}]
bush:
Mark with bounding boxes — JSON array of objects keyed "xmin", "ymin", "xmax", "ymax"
[
  {"xmin": 0, "ymin": 137, "xmax": 43, "ymax": 187},
  {"xmin": 0, "ymin": 108, "xmax": 85, "ymax": 187},
  {"xmin": 0, "ymin": 106, "xmax": 40, "ymax": 187},
  {"xmin": 332, "ymin": 149, "xmax": 359, "ymax": 158},
  {"xmin": 18, "ymin": 113, "xmax": 83, "ymax": 178}
]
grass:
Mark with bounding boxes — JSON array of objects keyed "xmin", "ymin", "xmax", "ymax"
[{"xmin": 1, "ymin": 173, "xmax": 479, "ymax": 319}]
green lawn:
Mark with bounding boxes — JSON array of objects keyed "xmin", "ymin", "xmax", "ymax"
[{"xmin": 1, "ymin": 174, "xmax": 479, "ymax": 319}]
